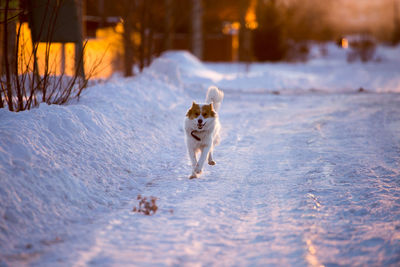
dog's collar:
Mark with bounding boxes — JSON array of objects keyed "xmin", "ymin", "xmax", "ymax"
[{"xmin": 191, "ymin": 130, "xmax": 201, "ymax": 141}]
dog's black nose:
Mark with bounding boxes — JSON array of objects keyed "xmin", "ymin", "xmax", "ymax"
[{"xmin": 198, "ymin": 119, "xmax": 203, "ymax": 124}]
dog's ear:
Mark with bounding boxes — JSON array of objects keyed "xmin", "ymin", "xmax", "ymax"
[
  {"xmin": 209, "ymin": 103, "xmax": 216, "ymax": 117},
  {"xmin": 187, "ymin": 101, "xmax": 196, "ymax": 117}
]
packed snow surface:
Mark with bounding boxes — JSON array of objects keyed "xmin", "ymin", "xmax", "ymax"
[{"xmin": 1, "ymin": 44, "xmax": 400, "ymax": 266}]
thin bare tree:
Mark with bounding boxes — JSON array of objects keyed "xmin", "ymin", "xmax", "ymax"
[
  {"xmin": 191, "ymin": 0, "xmax": 203, "ymax": 59},
  {"xmin": 164, "ymin": 0, "xmax": 174, "ymax": 50},
  {"xmin": 121, "ymin": 0, "xmax": 135, "ymax": 77}
]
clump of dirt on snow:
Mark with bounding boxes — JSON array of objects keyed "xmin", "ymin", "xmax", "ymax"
[{"xmin": 132, "ymin": 195, "xmax": 158, "ymax": 216}]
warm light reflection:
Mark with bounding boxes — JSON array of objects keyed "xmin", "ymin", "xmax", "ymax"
[
  {"xmin": 341, "ymin": 38, "xmax": 349, "ymax": 49},
  {"xmin": 222, "ymin": 24, "xmax": 230, "ymax": 35},
  {"xmin": 221, "ymin": 21, "xmax": 240, "ymax": 61},
  {"xmin": 245, "ymin": 0, "xmax": 258, "ymax": 29},
  {"xmin": 305, "ymin": 239, "xmax": 324, "ymax": 267},
  {"xmin": 306, "ymin": 239, "xmax": 317, "ymax": 255},
  {"xmin": 329, "ymin": 0, "xmax": 394, "ymax": 40},
  {"xmin": 232, "ymin": 22, "xmax": 240, "ymax": 31},
  {"xmin": 246, "ymin": 21, "xmax": 258, "ymax": 30},
  {"xmin": 17, "ymin": 23, "xmax": 123, "ymax": 79},
  {"xmin": 245, "ymin": 9, "xmax": 256, "ymax": 23},
  {"xmin": 232, "ymin": 29, "xmax": 239, "ymax": 61}
]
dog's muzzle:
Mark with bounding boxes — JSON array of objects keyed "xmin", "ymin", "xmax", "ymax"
[{"xmin": 197, "ymin": 122, "xmax": 206, "ymax": 130}]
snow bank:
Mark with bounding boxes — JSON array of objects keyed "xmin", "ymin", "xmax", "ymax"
[
  {"xmin": 0, "ymin": 57, "xmax": 187, "ymax": 254},
  {"xmin": 157, "ymin": 45, "xmax": 400, "ymax": 95},
  {"xmin": 204, "ymin": 44, "xmax": 400, "ymax": 94},
  {"xmin": 161, "ymin": 51, "xmax": 224, "ymax": 89}
]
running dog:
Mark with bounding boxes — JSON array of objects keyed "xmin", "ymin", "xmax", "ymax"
[{"xmin": 184, "ymin": 86, "xmax": 224, "ymax": 178}]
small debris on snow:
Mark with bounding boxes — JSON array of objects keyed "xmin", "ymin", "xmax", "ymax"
[{"xmin": 132, "ymin": 195, "xmax": 158, "ymax": 216}]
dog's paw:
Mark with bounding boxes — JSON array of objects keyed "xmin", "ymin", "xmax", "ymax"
[
  {"xmin": 194, "ymin": 165, "xmax": 202, "ymax": 174},
  {"xmin": 208, "ymin": 160, "xmax": 216, "ymax": 165},
  {"xmin": 189, "ymin": 173, "xmax": 198, "ymax": 179},
  {"xmin": 193, "ymin": 164, "xmax": 202, "ymax": 174}
]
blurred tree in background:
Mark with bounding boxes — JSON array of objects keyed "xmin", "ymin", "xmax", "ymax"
[
  {"xmin": 89, "ymin": 0, "xmax": 166, "ymax": 77},
  {"xmin": 253, "ymin": 0, "xmax": 286, "ymax": 61},
  {"xmin": 0, "ymin": 0, "xmax": 18, "ymax": 79},
  {"xmin": 253, "ymin": 0, "xmax": 334, "ymax": 61},
  {"xmin": 393, "ymin": 0, "xmax": 400, "ymax": 45},
  {"xmin": 116, "ymin": 0, "xmax": 164, "ymax": 76},
  {"xmin": 283, "ymin": 0, "xmax": 333, "ymax": 42}
]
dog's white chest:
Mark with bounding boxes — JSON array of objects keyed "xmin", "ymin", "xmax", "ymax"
[{"xmin": 187, "ymin": 129, "xmax": 211, "ymax": 145}]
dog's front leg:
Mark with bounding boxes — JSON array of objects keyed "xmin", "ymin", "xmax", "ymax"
[
  {"xmin": 208, "ymin": 149, "xmax": 216, "ymax": 165},
  {"xmin": 195, "ymin": 145, "xmax": 211, "ymax": 174},
  {"xmin": 188, "ymin": 148, "xmax": 199, "ymax": 179},
  {"xmin": 188, "ymin": 147, "xmax": 197, "ymax": 168}
]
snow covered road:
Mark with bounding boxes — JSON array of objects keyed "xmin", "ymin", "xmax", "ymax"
[
  {"xmin": 29, "ymin": 92, "xmax": 400, "ymax": 267},
  {"xmin": 2, "ymin": 48, "xmax": 400, "ymax": 266}
]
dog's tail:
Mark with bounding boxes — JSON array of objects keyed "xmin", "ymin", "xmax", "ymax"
[{"xmin": 205, "ymin": 86, "xmax": 224, "ymax": 112}]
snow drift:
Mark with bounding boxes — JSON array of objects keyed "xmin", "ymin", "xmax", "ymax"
[
  {"xmin": 163, "ymin": 45, "xmax": 400, "ymax": 94},
  {"xmin": 0, "ymin": 56, "xmax": 186, "ymax": 254}
]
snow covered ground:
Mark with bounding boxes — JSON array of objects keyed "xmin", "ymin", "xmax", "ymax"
[{"xmin": 1, "ymin": 44, "xmax": 400, "ymax": 266}]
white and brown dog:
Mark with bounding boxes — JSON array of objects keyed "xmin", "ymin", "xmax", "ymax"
[{"xmin": 184, "ymin": 86, "xmax": 224, "ymax": 178}]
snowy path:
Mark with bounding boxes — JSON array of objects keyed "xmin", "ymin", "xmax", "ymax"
[{"xmin": 30, "ymin": 92, "xmax": 400, "ymax": 266}]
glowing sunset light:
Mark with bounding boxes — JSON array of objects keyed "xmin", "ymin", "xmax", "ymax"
[
  {"xmin": 17, "ymin": 23, "xmax": 121, "ymax": 79},
  {"xmin": 245, "ymin": 0, "xmax": 258, "ymax": 29},
  {"xmin": 341, "ymin": 38, "xmax": 349, "ymax": 49},
  {"xmin": 328, "ymin": 0, "xmax": 399, "ymax": 41},
  {"xmin": 305, "ymin": 239, "xmax": 324, "ymax": 267}
]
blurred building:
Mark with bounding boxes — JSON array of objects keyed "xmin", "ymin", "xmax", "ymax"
[{"xmin": 85, "ymin": 0, "xmax": 237, "ymax": 62}]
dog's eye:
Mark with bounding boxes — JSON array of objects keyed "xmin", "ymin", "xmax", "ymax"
[{"xmin": 195, "ymin": 112, "xmax": 200, "ymax": 116}]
